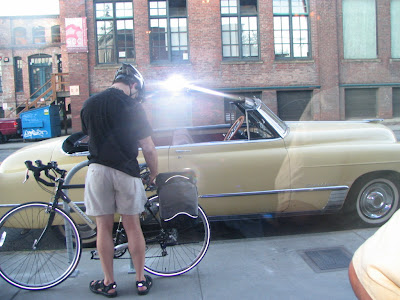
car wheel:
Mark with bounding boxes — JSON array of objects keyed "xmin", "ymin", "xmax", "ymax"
[{"xmin": 345, "ymin": 175, "xmax": 400, "ymax": 226}]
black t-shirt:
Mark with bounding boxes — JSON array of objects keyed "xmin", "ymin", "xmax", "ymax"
[{"xmin": 80, "ymin": 88, "xmax": 153, "ymax": 178}]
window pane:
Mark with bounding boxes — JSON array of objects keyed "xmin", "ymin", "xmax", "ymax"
[
  {"xmin": 14, "ymin": 57, "xmax": 23, "ymax": 92},
  {"xmin": 222, "ymin": 32, "xmax": 230, "ymax": 43},
  {"xmin": 180, "ymin": 32, "xmax": 188, "ymax": 46},
  {"xmin": 97, "ymin": 20, "xmax": 114, "ymax": 63},
  {"xmin": 391, "ymin": 0, "xmax": 400, "ymax": 58},
  {"xmin": 116, "ymin": 2, "xmax": 133, "ymax": 17},
  {"xmin": 242, "ymin": 44, "xmax": 250, "ymax": 57},
  {"xmin": 273, "ymin": 0, "xmax": 289, "ymax": 14},
  {"xmin": 292, "ymin": 0, "xmax": 308, "ymax": 14},
  {"xmin": 170, "ymin": 18, "xmax": 179, "ymax": 32},
  {"xmin": 221, "ymin": 0, "xmax": 238, "ymax": 14},
  {"xmin": 0, "ymin": 63, "xmax": 3, "ymax": 93},
  {"xmin": 96, "ymin": 3, "xmax": 113, "ymax": 18},
  {"xmin": 117, "ymin": 19, "xmax": 134, "ymax": 61},
  {"xmin": 149, "ymin": 1, "xmax": 167, "ymax": 16},
  {"xmin": 14, "ymin": 27, "xmax": 27, "ymax": 45},
  {"xmin": 51, "ymin": 25, "xmax": 61, "ymax": 43},
  {"xmin": 250, "ymin": 44, "xmax": 258, "ymax": 56},
  {"xmin": 171, "ymin": 32, "xmax": 179, "ymax": 45},
  {"xmin": 231, "ymin": 45, "xmax": 239, "ymax": 56},
  {"xmin": 223, "ymin": 45, "xmax": 231, "ymax": 56},
  {"xmin": 343, "ymin": 0, "xmax": 377, "ymax": 59},
  {"xmin": 150, "ymin": 18, "xmax": 169, "ymax": 61},
  {"xmin": 231, "ymin": 31, "xmax": 238, "ymax": 44},
  {"xmin": 33, "ymin": 26, "xmax": 45, "ymax": 44}
]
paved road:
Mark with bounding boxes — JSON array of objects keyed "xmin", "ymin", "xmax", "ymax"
[{"xmin": 0, "ymin": 139, "xmax": 36, "ymax": 162}]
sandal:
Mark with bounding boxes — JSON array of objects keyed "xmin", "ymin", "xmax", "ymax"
[
  {"xmin": 136, "ymin": 275, "xmax": 153, "ymax": 296},
  {"xmin": 89, "ymin": 280, "xmax": 118, "ymax": 298}
]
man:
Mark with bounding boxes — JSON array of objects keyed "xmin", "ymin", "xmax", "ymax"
[
  {"xmin": 349, "ymin": 209, "xmax": 400, "ymax": 299},
  {"xmin": 81, "ymin": 63, "xmax": 158, "ymax": 297}
]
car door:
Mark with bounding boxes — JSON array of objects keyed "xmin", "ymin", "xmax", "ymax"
[{"xmin": 168, "ymin": 138, "xmax": 291, "ymax": 217}]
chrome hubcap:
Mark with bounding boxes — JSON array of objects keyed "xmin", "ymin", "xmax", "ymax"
[{"xmin": 360, "ymin": 182, "xmax": 394, "ymax": 219}]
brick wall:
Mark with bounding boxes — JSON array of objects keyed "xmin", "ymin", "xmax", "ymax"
[{"xmin": 2, "ymin": 0, "xmax": 400, "ymax": 129}]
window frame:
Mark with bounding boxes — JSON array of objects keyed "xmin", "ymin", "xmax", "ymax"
[
  {"xmin": 51, "ymin": 25, "xmax": 61, "ymax": 43},
  {"xmin": 13, "ymin": 27, "xmax": 27, "ymax": 45},
  {"xmin": 14, "ymin": 57, "xmax": 24, "ymax": 93},
  {"xmin": 32, "ymin": 26, "xmax": 46, "ymax": 44},
  {"xmin": 220, "ymin": 0, "xmax": 260, "ymax": 61},
  {"xmin": 273, "ymin": 0, "xmax": 311, "ymax": 60},
  {"xmin": 0, "ymin": 62, "xmax": 2, "ymax": 93},
  {"xmin": 94, "ymin": 0, "xmax": 136, "ymax": 64},
  {"xmin": 148, "ymin": 0, "xmax": 190, "ymax": 64}
]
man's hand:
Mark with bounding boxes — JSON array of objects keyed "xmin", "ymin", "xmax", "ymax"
[{"xmin": 139, "ymin": 136, "xmax": 158, "ymax": 186}]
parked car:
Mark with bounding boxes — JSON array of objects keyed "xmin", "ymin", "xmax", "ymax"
[
  {"xmin": 1, "ymin": 96, "xmax": 400, "ymax": 230},
  {"xmin": 0, "ymin": 118, "xmax": 21, "ymax": 143}
]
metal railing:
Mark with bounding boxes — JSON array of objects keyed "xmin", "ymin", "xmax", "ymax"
[{"xmin": 5, "ymin": 73, "xmax": 69, "ymax": 118}]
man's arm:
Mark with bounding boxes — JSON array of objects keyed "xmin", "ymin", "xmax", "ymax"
[{"xmin": 139, "ymin": 136, "xmax": 158, "ymax": 184}]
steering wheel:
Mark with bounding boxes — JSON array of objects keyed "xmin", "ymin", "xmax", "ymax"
[{"xmin": 224, "ymin": 116, "xmax": 245, "ymax": 141}]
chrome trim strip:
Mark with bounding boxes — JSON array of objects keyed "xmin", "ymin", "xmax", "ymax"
[
  {"xmin": 199, "ymin": 185, "xmax": 349, "ymax": 198},
  {"xmin": 170, "ymin": 136, "xmax": 283, "ymax": 149}
]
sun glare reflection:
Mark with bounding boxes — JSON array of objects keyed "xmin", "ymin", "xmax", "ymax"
[{"xmin": 158, "ymin": 75, "xmax": 242, "ymax": 101}]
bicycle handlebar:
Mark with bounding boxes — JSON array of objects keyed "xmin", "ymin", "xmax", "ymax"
[{"xmin": 24, "ymin": 160, "xmax": 67, "ymax": 187}]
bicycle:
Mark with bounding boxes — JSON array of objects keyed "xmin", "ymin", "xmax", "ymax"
[{"xmin": 0, "ymin": 160, "xmax": 210, "ymax": 290}]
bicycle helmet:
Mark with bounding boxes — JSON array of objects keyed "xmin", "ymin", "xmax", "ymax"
[{"xmin": 113, "ymin": 63, "xmax": 145, "ymax": 100}]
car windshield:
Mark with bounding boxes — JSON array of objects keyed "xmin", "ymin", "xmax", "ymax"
[{"xmin": 256, "ymin": 100, "xmax": 289, "ymax": 137}]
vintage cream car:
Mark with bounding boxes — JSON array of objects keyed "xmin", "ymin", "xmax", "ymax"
[{"xmin": 1, "ymin": 96, "xmax": 400, "ymax": 231}]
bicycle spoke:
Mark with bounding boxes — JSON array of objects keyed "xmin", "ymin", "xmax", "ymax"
[
  {"xmin": 143, "ymin": 196, "xmax": 210, "ymax": 276},
  {"xmin": 0, "ymin": 203, "xmax": 82, "ymax": 290}
]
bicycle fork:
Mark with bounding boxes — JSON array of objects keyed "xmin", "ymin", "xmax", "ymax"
[{"xmin": 33, "ymin": 205, "xmax": 56, "ymax": 250}]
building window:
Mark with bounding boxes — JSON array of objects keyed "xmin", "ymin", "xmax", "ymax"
[
  {"xmin": 343, "ymin": 0, "xmax": 376, "ymax": 59},
  {"xmin": 0, "ymin": 62, "xmax": 2, "ymax": 93},
  {"xmin": 277, "ymin": 90, "xmax": 312, "ymax": 120},
  {"xmin": 273, "ymin": 0, "xmax": 310, "ymax": 59},
  {"xmin": 221, "ymin": 0, "xmax": 259, "ymax": 60},
  {"xmin": 14, "ymin": 57, "xmax": 23, "ymax": 93},
  {"xmin": 391, "ymin": 0, "xmax": 400, "ymax": 58},
  {"xmin": 345, "ymin": 88, "xmax": 377, "ymax": 119},
  {"xmin": 33, "ymin": 26, "xmax": 46, "ymax": 44},
  {"xmin": 51, "ymin": 25, "xmax": 61, "ymax": 43},
  {"xmin": 149, "ymin": 0, "xmax": 189, "ymax": 63},
  {"xmin": 14, "ymin": 27, "xmax": 27, "ymax": 45},
  {"xmin": 95, "ymin": 1, "xmax": 135, "ymax": 64}
]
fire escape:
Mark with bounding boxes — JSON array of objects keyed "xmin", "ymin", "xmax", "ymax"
[{"xmin": 6, "ymin": 73, "xmax": 70, "ymax": 133}]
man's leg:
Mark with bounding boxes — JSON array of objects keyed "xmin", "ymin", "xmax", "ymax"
[
  {"xmin": 121, "ymin": 214, "xmax": 148, "ymax": 292},
  {"xmin": 93, "ymin": 214, "xmax": 116, "ymax": 294},
  {"xmin": 349, "ymin": 260, "xmax": 372, "ymax": 300}
]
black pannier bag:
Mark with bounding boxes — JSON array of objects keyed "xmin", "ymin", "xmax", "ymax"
[{"xmin": 156, "ymin": 171, "xmax": 198, "ymax": 227}]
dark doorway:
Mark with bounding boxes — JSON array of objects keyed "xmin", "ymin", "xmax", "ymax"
[{"xmin": 29, "ymin": 54, "xmax": 52, "ymax": 100}]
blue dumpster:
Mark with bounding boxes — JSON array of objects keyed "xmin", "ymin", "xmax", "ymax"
[{"xmin": 20, "ymin": 105, "xmax": 61, "ymax": 140}]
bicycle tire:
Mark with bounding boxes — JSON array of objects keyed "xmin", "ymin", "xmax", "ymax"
[
  {"xmin": 142, "ymin": 195, "xmax": 210, "ymax": 276},
  {"xmin": 0, "ymin": 202, "xmax": 82, "ymax": 290}
]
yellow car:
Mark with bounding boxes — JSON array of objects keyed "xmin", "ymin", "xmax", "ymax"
[{"xmin": 1, "ymin": 96, "xmax": 400, "ymax": 234}]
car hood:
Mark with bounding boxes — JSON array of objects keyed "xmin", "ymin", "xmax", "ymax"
[
  {"xmin": 284, "ymin": 121, "xmax": 397, "ymax": 146},
  {"xmin": 0, "ymin": 137, "xmax": 65, "ymax": 173}
]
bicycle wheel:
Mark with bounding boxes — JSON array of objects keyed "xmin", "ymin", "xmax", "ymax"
[
  {"xmin": 0, "ymin": 202, "xmax": 82, "ymax": 290},
  {"xmin": 142, "ymin": 195, "xmax": 210, "ymax": 276}
]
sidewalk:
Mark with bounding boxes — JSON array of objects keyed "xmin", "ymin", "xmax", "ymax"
[{"xmin": 0, "ymin": 227, "xmax": 376, "ymax": 300}]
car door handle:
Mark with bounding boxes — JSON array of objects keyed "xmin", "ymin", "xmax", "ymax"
[{"xmin": 175, "ymin": 150, "xmax": 192, "ymax": 153}]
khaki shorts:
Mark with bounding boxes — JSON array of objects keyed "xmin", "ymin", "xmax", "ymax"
[{"xmin": 84, "ymin": 163, "xmax": 147, "ymax": 216}]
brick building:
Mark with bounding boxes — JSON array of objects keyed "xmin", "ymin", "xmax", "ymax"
[{"xmin": 1, "ymin": 0, "xmax": 400, "ymax": 133}]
